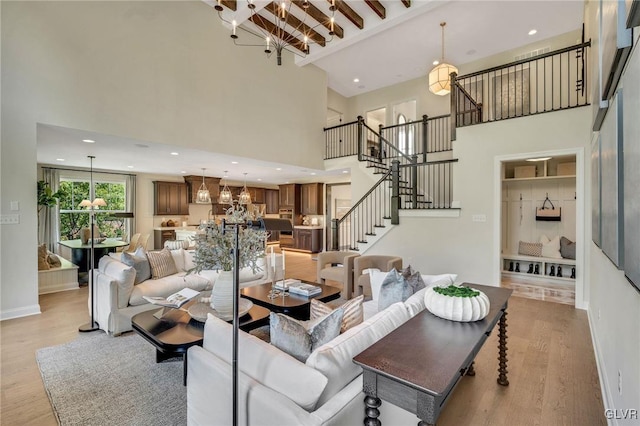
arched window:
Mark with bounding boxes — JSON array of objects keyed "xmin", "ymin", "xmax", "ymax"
[{"xmin": 397, "ymin": 114, "xmax": 411, "ymax": 155}]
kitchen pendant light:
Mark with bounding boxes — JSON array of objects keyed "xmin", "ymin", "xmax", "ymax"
[
  {"xmin": 428, "ymin": 22, "xmax": 458, "ymax": 96},
  {"xmin": 238, "ymin": 173, "xmax": 251, "ymax": 205},
  {"xmin": 219, "ymin": 171, "xmax": 233, "ymax": 205},
  {"xmin": 196, "ymin": 168, "xmax": 212, "ymax": 204}
]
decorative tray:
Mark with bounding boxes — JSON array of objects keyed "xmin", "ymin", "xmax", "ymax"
[{"xmin": 188, "ymin": 298, "xmax": 253, "ymax": 322}]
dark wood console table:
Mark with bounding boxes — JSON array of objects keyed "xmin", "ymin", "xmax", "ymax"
[{"xmin": 353, "ymin": 283, "xmax": 512, "ymax": 426}]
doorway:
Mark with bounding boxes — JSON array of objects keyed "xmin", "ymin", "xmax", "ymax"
[{"xmin": 325, "ymin": 183, "xmax": 351, "ymax": 251}]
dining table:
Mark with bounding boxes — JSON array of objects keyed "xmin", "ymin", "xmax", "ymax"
[{"xmin": 58, "ymin": 239, "xmax": 128, "ymax": 273}]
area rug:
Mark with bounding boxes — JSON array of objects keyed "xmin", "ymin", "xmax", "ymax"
[{"xmin": 36, "ymin": 333, "xmax": 186, "ymax": 426}]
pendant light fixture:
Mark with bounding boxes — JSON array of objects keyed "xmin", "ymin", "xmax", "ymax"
[
  {"xmin": 238, "ymin": 173, "xmax": 252, "ymax": 205},
  {"xmin": 196, "ymin": 168, "xmax": 212, "ymax": 204},
  {"xmin": 219, "ymin": 171, "xmax": 233, "ymax": 205},
  {"xmin": 428, "ymin": 22, "xmax": 458, "ymax": 96}
]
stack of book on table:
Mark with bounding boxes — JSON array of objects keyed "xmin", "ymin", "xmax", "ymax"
[{"xmin": 275, "ymin": 279, "xmax": 322, "ymax": 296}]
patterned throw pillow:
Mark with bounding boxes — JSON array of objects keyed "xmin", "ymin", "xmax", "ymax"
[
  {"xmin": 401, "ymin": 265, "xmax": 426, "ymax": 294},
  {"xmin": 518, "ymin": 241, "xmax": 543, "ymax": 257},
  {"xmin": 378, "ymin": 269, "xmax": 414, "ymax": 311},
  {"xmin": 146, "ymin": 248, "xmax": 178, "ymax": 279},
  {"xmin": 310, "ymin": 295, "xmax": 364, "ymax": 333},
  {"xmin": 270, "ymin": 308, "xmax": 344, "ymax": 362},
  {"xmin": 38, "ymin": 244, "xmax": 50, "ymax": 271}
]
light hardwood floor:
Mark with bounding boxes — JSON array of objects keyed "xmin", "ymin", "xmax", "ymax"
[{"xmin": 0, "ymin": 250, "xmax": 606, "ymax": 425}]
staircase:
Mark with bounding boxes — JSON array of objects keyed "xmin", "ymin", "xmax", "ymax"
[{"xmin": 325, "ymin": 117, "xmax": 457, "ymax": 252}]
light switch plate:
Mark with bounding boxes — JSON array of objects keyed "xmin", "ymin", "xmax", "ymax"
[
  {"xmin": 0, "ymin": 214, "xmax": 20, "ymax": 225},
  {"xmin": 10, "ymin": 201, "xmax": 19, "ymax": 211},
  {"xmin": 472, "ymin": 214, "xmax": 487, "ymax": 222}
]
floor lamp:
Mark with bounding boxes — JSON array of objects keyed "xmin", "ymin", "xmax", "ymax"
[{"xmin": 79, "ymin": 155, "xmax": 106, "ymax": 333}]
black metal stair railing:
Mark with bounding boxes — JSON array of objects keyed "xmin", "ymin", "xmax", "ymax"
[
  {"xmin": 451, "ymin": 40, "xmax": 591, "ymax": 135},
  {"xmin": 324, "ymin": 119, "xmax": 360, "ymax": 160},
  {"xmin": 330, "ymin": 158, "xmax": 459, "ymax": 251}
]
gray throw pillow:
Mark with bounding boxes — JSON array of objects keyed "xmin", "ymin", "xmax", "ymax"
[
  {"xmin": 378, "ymin": 269, "xmax": 413, "ymax": 311},
  {"xmin": 270, "ymin": 308, "xmax": 344, "ymax": 362},
  {"xmin": 401, "ymin": 265, "xmax": 426, "ymax": 294},
  {"xmin": 560, "ymin": 236, "xmax": 576, "ymax": 259},
  {"xmin": 121, "ymin": 251, "xmax": 151, "ymax": 284}
]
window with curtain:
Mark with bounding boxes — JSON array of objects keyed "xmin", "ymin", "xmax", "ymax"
[{"xmin": 58, "ymin": 177, "xmax": 129, "ymax": 241}]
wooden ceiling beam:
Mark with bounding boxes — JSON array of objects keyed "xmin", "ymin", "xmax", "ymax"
[
  {"xmin": 401, "ymin": 0, "xmax": 411, "ymax": 8},
  {"xmin": 220, "ymin": 0, "xmax": 237, "ymax": 12},
  {"xmin": 330, "ymin": 0, "xmax": 364, "ymax": 29},
  {"xmin": 365, "ymin": 0, "xmax": 385, "ymax": 19},
  {"xmin": 248, "ymin": 14, "xmax": 307, "ymax": 53},
  {"xmin": 264, "ymin": 2, "xmax": 326, "ymax": 46},
  {"xmin": 292, "ymin": 0, "xmax": 344, "ymax": 39}
]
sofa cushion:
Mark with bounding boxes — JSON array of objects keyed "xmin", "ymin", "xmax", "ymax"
[
  {"xmin": 203, "ymin": 313, "xmax": 328, "ymax": 411},
  {"xmin": 310, "ymin": 295, "xmax": 364, "ymax": 333},
  {"xmin": 170, "ymin": 248, "xmax": 186, "ymax": 272},
  {"xmin": 147, "ymin": 248, "xmax": 178, "ymax": 279},
  {"xmin": 128, "ymin": 271, "xmax": 211, "ymax": 306},
  {"xmin": 38, "ymin": 244, "xmax": 50, "ymax": 271},
  {"xmin": 540, "ymin": 235, "xmax": 562, "ymax": 259},
  {"xmin": 121, "ymin": 248, "xmax": 151, "ymax": 284},
  {"xmin": 98, "ymin": 256, "xmax": 136, "ymax": 309},
  {"xmin": 403, "ymin": 286, "xmax": 429, "ymax": 317},
  {"xmin": 270, "ymin": 309, "xmax": 344, "ymax": 362},
  {"xmin": 164, "ymin": 239, "xmax": 190, "ymax": 250},
  {"xmin": 306, "ymin": 302, "xmax": 411, "ymax": 407},
  {"xmin": 378, "ymin": 269, "xmax": 414, "ymax": 311},
  {"xmin": 560, "ymin": 236, "xmax": 576, "ymax": 259}
]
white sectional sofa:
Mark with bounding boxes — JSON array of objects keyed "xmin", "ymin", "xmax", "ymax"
[
  {"xmin": 92, "ymin": 249, "xmax": 283, "ymax": 336},
  {"xmin": 186, "ymin": 285, "xmax": 435, "ymax": 425}
]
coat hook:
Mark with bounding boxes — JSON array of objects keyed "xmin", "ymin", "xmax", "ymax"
[{"xmin": 574, "ymin": 192, "xmax": 577, "ymax": 200}]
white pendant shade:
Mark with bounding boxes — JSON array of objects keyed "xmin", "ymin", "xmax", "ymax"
[
  {"xmin": 238, "ymin": 173, "xmax": 251, "ymax": 205},
  {"xmin": 219, "ymin": 171, "xmax": 233, "ymax": 205},
  {"xmin": 428, "ymin": 62, "xmax": 458, "ymax": 96}
]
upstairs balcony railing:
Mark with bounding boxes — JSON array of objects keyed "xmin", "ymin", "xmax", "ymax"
[
  {"xmin": 324, "ymin": 115, "xmax": 452, "ymax": 161},
  {"xmin": 451, "ymin": 41, "xmax": 591, "ymax": 138}
]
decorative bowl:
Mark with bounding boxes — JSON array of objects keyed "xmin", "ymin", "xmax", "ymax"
[{"xmin": 424, "ymin": 285, "xmax": 490, "ymax": 322}]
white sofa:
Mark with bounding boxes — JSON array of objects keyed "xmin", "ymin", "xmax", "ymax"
[
  {"xmin": 186, "ymin": 285, "xmax": 436, "ymax": 425},
  {"xmin": 92, "ymin": 249, "xmax": 283, "ymax": 335}
]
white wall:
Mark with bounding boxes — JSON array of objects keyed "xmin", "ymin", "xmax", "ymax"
[{"xmin": 1, "ymin": 1, "xmax": 328, "ymax": 319}]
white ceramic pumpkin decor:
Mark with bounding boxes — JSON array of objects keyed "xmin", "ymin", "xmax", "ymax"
[{"xmin": 424, "ymin": 284, "xmax": 490, "ymax": 322}]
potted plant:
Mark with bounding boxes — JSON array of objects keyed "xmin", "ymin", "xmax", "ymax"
[
  {"xmin": 190, "ymin": 205, "xmax": 267, "ymax": 318},
  {"xmin": 424, "ymin": 284, "xmax": 490, "ymax": 322},
  {"xmin": 37, "ymin": 180, "xmax": 64, "ymax": 242}
]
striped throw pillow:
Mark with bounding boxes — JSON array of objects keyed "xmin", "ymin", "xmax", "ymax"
[
  {"xmin": 147, "ymin": 248, "xmax": 178, "ymax": 279},
  {"xmin": 518, "ymin": 241, "xmax": 543, "ymax": 257},
  {"xmin": 310, "ymin": 295, "xmax": 364, "ymax": 334}
]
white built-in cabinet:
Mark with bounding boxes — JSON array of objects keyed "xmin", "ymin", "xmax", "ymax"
[{"xmin": 500, "ymin": 155, "xmax": 577, "ymax": 304}]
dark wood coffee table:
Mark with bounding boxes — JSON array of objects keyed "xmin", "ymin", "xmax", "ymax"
[
  {"xmin": 353, "ymin": 283, "xmax": 512, "ymax": 426},
  {"xmin": 131, "ymin": 298, "xmax": 270, "ymax": 385},
  {"xmin": 241, "ymin": 281, "xmax": 341, "ymax": 320}
]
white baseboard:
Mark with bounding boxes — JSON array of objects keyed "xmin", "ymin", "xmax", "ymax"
[
  {"xmin": 587, "ymin": 307, "xmax": 615, "ymax": 426},
  {"xmin": 0, "ymin": 304, "xmax": 41, "ymax": 321}
]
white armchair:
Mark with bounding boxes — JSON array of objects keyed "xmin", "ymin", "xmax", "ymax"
[{"xmin": 316, "ymin": 251, "xmax": 360, "ymax": 299}]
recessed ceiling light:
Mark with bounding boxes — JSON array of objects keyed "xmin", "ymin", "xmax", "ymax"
[
  {"xmin": 257, "ymin": 178, "xmax": 262, "ymax": 181},
  {"xmin": 276, "ymin": 167, "xmax": 282, "ymax": 171},
  {"xmin": 56, "ymin": 158, "xmax": 65, "ymax": 161},
  {"xmin": 170, "ymin": 152, "xmax": 179, "ymax": 156},
  {"xmin": 181, "ymin": 170, "xmax": 187, "ymax": 174},
  {"xmin": 127, "ymin": 165, "xmax": 134, "ymax": 168},
  {"xmin": 82, "ymin": 139, "xmax": 95, "ymax": 143},
  {"xmin": 433, "ymin": 60, "xmax": 439, "ymax": 66},
  {"xmin": 526, "ymin": 156, "xmax": 551, "ymax": 162},
  {"xmin": 342, "ymin": 170, "xmax": 348, "ymax": 174},
  {"xmin": 353, "ymin": 78, "xmax": 360, "ymax": 83},
  {"xmin": 231, "ymin": 161, "xmax": 238, "ymax": 164},
  {"xmin": 528, "ymin": 29, "xmax": 537, "ymax": 36},
  {"xmin": 310, "ymin": 172, "xmax": 316, "ymax": 175},
  {"xmin": 135, "ymin": 143, "xmax": 149, "ymax": 148}
]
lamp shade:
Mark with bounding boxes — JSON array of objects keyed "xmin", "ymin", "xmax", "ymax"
[
  {"xmin": 428, "ymin": 63, "xmax": 458, "ymax": 96},
  {"xmin": 93, "ymin": 198, "xmax": 107, "ymax": 207},
  {"xmin": 79, "ymin": 199, "xmax": 93, "ymax": 208}
]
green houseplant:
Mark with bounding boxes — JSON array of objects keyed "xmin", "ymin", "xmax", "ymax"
[{"xmin": 37, "ymin": 180, "xmax": 64, "ymax": 242}]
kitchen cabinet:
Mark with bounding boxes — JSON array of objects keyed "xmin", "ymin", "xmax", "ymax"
[
  {"xmin": 249, "ymin": 187, "xmax": 265, "ymax": 204},
  {"xmin": 154, "ymin": 181, "xmax": 189, "ymax": 216},
  {"xmin": 301, "ymin": 183, "xmax": 323, "ymax": 215},
  {"xmin": 183, "ymin": 175, "xmax": 220, "ymax": 204},
  {"xmin": 279, "ymin": 184, "xmax": 300, "ymax": 210},
  {"xmin": 293, "ymin": 228, "xmax": 322, "ymax": 253},
  {"xmin": 265, "ymin": 189, "xmax": 279, "ymax": 214},
  {"xmin": 154, "ymin": 229, "xmax": 176, "ymax": 249}
]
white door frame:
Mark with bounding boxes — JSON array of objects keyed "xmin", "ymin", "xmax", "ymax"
[{"xmin": 493, "ymin": 147, "xmax": 587, "ymax": 309}]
